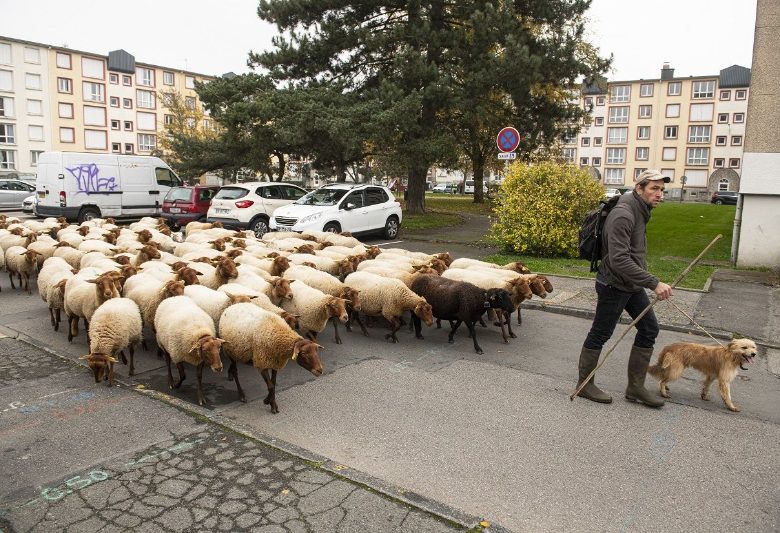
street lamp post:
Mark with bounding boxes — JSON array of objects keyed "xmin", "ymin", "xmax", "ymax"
[{"xmin": 679, "ymin": 175, "xmax": 687, "ymax": 202}]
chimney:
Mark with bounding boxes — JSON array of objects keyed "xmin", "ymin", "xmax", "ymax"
[{"xmin": 661, "ymin": 62, "xmax": 675, "ymax": 81}]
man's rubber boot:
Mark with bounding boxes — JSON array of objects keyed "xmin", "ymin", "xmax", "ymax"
[
  {"xmin": 576, "ymin": 347, "xmax": 613, "ymax": 403},
  {"xmin": 625, "ymin": 345, "xmax": 665, "ymax": 407}
]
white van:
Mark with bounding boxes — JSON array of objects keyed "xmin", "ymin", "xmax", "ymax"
[{"xmin": 35, "ymin": 152, "xmax": 182, "ymax": 223}]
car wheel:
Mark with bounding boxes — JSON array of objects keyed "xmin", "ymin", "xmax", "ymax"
[
  {"xmin": 383, "ymin": 216, "xmax": 400, "ymax": 239},
  {"xmin": 249, "ymin": 216, "xmax": 270, "ymax": 238},
  {"xmin": 78, "ymin": 207, "xmax": 101, "ymax": 223},
  {"xmin": 323, "ymin": 222, "xmax": 341, "ymax": 234},
  {"xmin": 715, "ymin": 199, "xmax": 723, "ymax": 205}
]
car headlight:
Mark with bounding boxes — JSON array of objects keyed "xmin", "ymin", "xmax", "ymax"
[{"xmin": 298, "ymin": 212, "xmax": 322, "ymax": 224}]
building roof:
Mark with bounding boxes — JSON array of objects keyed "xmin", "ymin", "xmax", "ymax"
[{"xmin": 719, "ymin": 65, "xmax": 751, "ymax": 88}]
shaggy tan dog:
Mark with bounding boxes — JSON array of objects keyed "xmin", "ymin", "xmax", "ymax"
[{"xmin": 648, "ymin": 339, "xmax": 757, "ymax": 412}]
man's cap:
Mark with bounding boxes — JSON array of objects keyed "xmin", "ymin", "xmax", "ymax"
[{"xmin": 635, "ymin": 169, "xmax": 670, "ymax": 183}]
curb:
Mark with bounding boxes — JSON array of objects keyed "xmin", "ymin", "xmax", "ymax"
[{"xmin": 7, "ymin": 329, "xmax": 503, "ymax": 532}]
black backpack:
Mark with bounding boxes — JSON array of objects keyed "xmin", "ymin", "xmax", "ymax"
[{"xmin": 578, "ymin": 195, "xmax": 620, "ymax": 272}]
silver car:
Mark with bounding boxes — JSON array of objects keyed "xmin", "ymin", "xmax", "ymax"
[{"xmin": 0, "ymin": 179, "xmax": 36, "ymax": 208}]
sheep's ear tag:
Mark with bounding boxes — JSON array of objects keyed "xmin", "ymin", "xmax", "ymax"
[{"xmin": 291, "ymin": 348, "xmax": 299, "ymax": 360}]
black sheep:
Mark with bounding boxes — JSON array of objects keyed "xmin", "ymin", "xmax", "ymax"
[{"xmin": 410, "ymin": 274, "xmax": 515, "ymax": 354}]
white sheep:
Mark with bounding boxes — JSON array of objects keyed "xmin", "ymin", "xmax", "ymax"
[
  {"xmin": 219, "ymin": 303, "xmax": 323, "ymax": 410},
  {"xmin": 449, "ymin": 257, "xmax": 530, "ymax": 274},
  {"xmin": 63, "ymin": 272, "xmax": 121, "ymax": 342},
  {"xmin": 280, "ymin": 281, "xmax": 350, "ymax": 343},
  {"xmin": 53, "ymin": 244, "xmax": 86, "ymax": 269},
  {"xmin": 217, "ymin": 283, "xmax": 300, "ymax": 330},
  {"xmin": 154, "ymin": 295, "xmax": 226, "ymax": 406},
  {"xmin": 124, "ymin": 277, "xmax": 186, "ymax": 331},
  {"xmin": 183, "ymin": 284, "xmax": 253, "ymax": 330},
  {"xmin": 81, "ymin": 297, "xmax": 143, "ymax": 384},
  {"xmin": 5, "ymin": 246, "xmax": 41, "ymax": 294}
]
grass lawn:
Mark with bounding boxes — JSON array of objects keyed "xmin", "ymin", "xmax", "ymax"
[
  {"xmin": 398, "ymin": 192, "xmax": 494, "ymax": 230},
  {"xmin": 484, "ymin": 203, "xmax": 737, "ymax": 290}
]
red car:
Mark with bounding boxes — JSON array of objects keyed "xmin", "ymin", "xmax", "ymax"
[{"xmin": 161, "ymin": 185, "xmax": 220, "ymax": 229}]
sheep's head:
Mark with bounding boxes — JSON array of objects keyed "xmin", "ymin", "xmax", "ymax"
[
  {"xmin": 339, "ymin": 287, "xmax": 360, "ymax": 312},
  {"xmin": 112, "ymin": 254, "xmax": 131, "ymax": 266},
  {"xmin": 295, "ymin": 244, "xmax": 317, "ymax": 255},
  {"xmin": 339, "ymin": 231, "xmax": 353, "ymax": 237},
  {"xmin": 103, "ymin": 233, "xmax": 117, "ymax": 244},
  {"xmin": 140, "ymin": 245, "xmax": 161, "ymax": 261},
  {"xmin": 435, "ymin": 252, "xmax": 454, "ymax": 266},
  {"xmin": 266, "ymin": 251, "xmax": 280, "ymax": 259},
  {"xmin": 137, "ymin": 229, "xmax": 153, "ymax": 243},
  {"xmin": 487, "ymin": 288, "xmax": 515, "ymax": 315},
  {"xmin": 337, "ymin": 259, "xmax": 355, "ymax": 280},
  {"xmin": 158, "ymin": 226, "xmax": 171, "ymax": 236},
  {"xmin": 226, "ymin": 293, "xmax": 254, "ymax": 305},
  {"xmin": 510, "ymin": 261, "xmax": 531, "ymax": 274},
  {"xmin": 365, "ymin": 245, "xmax": 381, "ymax": 259},
  {"xmin": 326, "ymin": 297, "xmax": 350, "ymax": 323},
  {"xmin": 428, "ymin": 259, "xmax": 448, "ymax": 274},
  {"xmin": 232, "ymin": 239, "xmax": 247, "ymax": 249},
  {"xmin": 212, "ymin": 222, "xmax": 224, "ymax": 229},
  {"xmin": 170, "ymin": 261, "xmax": 188, "ymax": 272},
  {"xmin": 271, "ymin": 278, "xmax": 293, "ymax": 301},
  {"xmin": 538, "ymin": 275, "xmax": 553, "ymax": 293},
  {"xmin": 216, "ymin": 257, "xmax": 238, "ymax": 281},
  {"xmin": 209, "ymin": 238, "xmax": 227, "ymax": 252},
  {"xmin": 299, "ymin": 234, "xmax": 318, "ymax": 242},
  {"xmin": 529, "ymin": 278, "xmax": 547, "ymax": 299},
  {"xmin": 25, "ymin": 233, "xmax": 38, "ymax": 245},
  {"xmin": 9, "ymin": 227, "xmax": 25, "ymax": 236},
  {"xmin": 190, "ymin": 335, "xmax": 225, "ymax": 373},
  {"xmin": 88, "ymin": 274, "xmax": 120, "ymax": 301},
  {"xmin": 105, "ymin": 217, "xmax": 116, "ymax": 225},
  {"xmin": 413, "ymin": 299, "xmax": 434, "ymax": 326},
  {"xmin": 77, "ymin": 226, "xmax": 91, "ymax": 236},
  {"xmin": 280, "ymin": 311, "xmax": 300, "ymax": 330},
  {"xmin": 176, "ymin": 267, "xmax": 202, "ymax": 285},
  {"xmin": 119, "ymin": 265, "xmax": 138, "ymax": 283},
  {"xmin": 271, "ymin": 255, "xmax": 290, "ymax": 275},
  {"xmin": 234, "ymin": 230, "xmax": 248, "ymax": 239},
  {"xmin": 302, "ymin": 261, "xmax": 317, "ymax": 269},
  {"xmin": 225, "ymin": 249, "xmax": 243, "ymax": 259},
  {"xmin": 163, "ymin": 280, "xmax": 185, "ymax": 297},
  {"xmin": 54, "ymin": 241, "xmax": 73, "ymax": 248},
  {"xmin": 19, "ymin": 249, "xmax": 41, "ymax": 266},
  {"xmin": 80, "ymin": 353, "xmax": 117, "ymax": 383},
  {"xmin": 291, "ymin": 339, "xmax": 323, "ymax": 376},
  {"xmin": 509, "ymin": 278, "xmax": 533, "ymax": 301}
]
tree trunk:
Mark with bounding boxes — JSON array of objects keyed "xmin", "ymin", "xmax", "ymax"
[
  {"xmin": 472, "ymin": 149, "xmax": 485, "ymax": 204},
  {"xmin": 335, "ymin": 160, "xmax": 346, "ymax": 182},
  {"xmin": 406, "ymin": 166, "xmax": 427, "ymax": 214},
  {"xmin": 274, "ymin": 151, "xmax": 286, "ymax": 182}
]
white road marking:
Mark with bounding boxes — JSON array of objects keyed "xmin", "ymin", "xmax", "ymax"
[
  {"xmin": 376, "ymin": 241, "xmax": 404, "ymax": 246},
  {"xmin": 38, "ymin": 389, "xmax": 74, "ymax": 400}
]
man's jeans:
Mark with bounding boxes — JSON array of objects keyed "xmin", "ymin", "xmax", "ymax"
[{"xmin": 583, "ymin": 281, "xmax": 659, "ymax": 350}]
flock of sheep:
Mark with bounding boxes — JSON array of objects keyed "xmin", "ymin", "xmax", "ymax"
[{"xmin": 0, "ymin": 214, "xmax": 552, "ymax": 412}]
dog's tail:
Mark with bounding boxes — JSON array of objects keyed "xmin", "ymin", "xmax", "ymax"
[{"xmin": 647, "ymin": 346, "xmax": 671, "ymax": 378}]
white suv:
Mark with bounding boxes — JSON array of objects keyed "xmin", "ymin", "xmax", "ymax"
[
  {"xmin": 270, "ymin": 184, "xmax": 402, "ymax": 239},
  {"xmin": 207, "ymin": 181, "xmax": 308, "ymax": 237}
]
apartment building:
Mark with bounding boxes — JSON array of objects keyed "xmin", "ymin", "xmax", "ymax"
[
  {"xmin": 567, "ymin": 63, "xmax": 751, "ymax": 200},
  {"xmin": 0, "ymin": 36, "xmax": 212, "ymax": 178}
]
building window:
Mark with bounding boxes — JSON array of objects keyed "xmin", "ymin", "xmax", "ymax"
[
  {"xmin": 686, "ymin": 147, "xmax": 709, "ymax": 165},
  {"xmin": 58, "ymin": 102, "xmax": 73, "ymax": 118},
  {"xmin": 562, "ymin": 147, "xmax": 576, "ymax": 163},
  {"xmin": 580, "ymin": 157, "xmax": 589, "ymax": 166},
  {"xmin": 733, "ymin": 113, "xmax": 744, "ymax": 123},
  {"xmin": 688, "ymin": 125, "xmax": 711, "ymax": 143},
  {"xmin": 729, "ymin": 158, "xmax": 740, "ymax": 168},
  {"xmin": 0, "ymin": 43, "xmax": 10, "ymax": 65},
  {"xmin": 592, "ymin": 156, "xmax": 601, "ymax": 166},
  {"xmin": 635, "ymin": 147, "xmax": 649, "ymax": 161},
  {"xmin": 596, "ymin": 96, "xmax": 605, "ymax": 106},
  {"xmin": 731, "ymin": 135, "xmax": 743, "ymax": 146},
  {"xmin": 0, "ymin": 70, "xmax": 12, "ymax": 91},
  {"xmin": 81, "ymin": 57, "xmax": 105, "ymax": 79},
  {"xmin": 608, "ymin": 106, "xmax": 629, "ymax": 123},
  {"xmin": 109, "ymin": 73, "xmax": 119, "ymax": 84},
  {"xmin": 606, "ymin": 148, "xmax": 626, "ymax": 164},
  {"xmin": 136, "ymin": 67, "xmax": 155, "ymax": 87},
  {"xmin": 83, "ymin": 105, "xmax": 106, "ymax": 127},
  {"xmin": 562, "ymin": 131, "xmax": 577, "ymax": 145},
  {"xmin": 0, "ymin": 96, "xmax": 13, "ymax": 118},
  {"xmin": 26, "ymin": 99, "xmax": 42, "ymax": 115},
  {"xmin": 163, "ymin": 71, "xmax": 174, "ymax": 86},
  {"xmin": 82, "ymin": 81, "xmax": 105, "ymax": 103},
  {"xmin": 122, "ymin": 75, "xmax": 132, "ymax": 86},
  {"xmin": 59, "ymin": 127, "xmax": 75, "ymax": 143},
  {"xmin": 28, "ymin": 125, "xmax": 44, "ymax": 141},
  {"xmin": 111, "ymin": 119, "xmax": 120, "ymax": 130},
  {"xmin": 137, "ymin": 112, "xmax": 156, "ymax": 131},
  {"xmin": 23, "ymin": 47, "xmax": 41, "ymax": 64},
  {"xmin": 84, "ymin": 129, "xmax": 107, "ymax": 150},
  {"xmin": 138, "ymin": 133, "xmax": 156, "ymax": 152},
  {"xmin": 30, "ymin": 150, "xmax": 43, "ymax": 165},
  {"xmin": 604, "ymin": 168, "xmax": 625, "ymax": 185},
  {"xmin": 735, "ymin": 89, "xmax": 747, "ymax": 100},
  {"xmin": 667, "ymin": 81, "xmax": 681, "ymax": 96},
  {"xmin": 664, "ymin": 125, "xmax": 678, "ymax": 139},
  {"xmin": 718, "ymin": 113, "xmax": 729, "ymax": 124},
  {"xmin": 715, "ymin": 136, "xmax": 727, "ymax": 146},
  {"xmin": 692, "ymin": 80, "xmax": 715, "ymax": 99},
  {"xmin": 581, "ymin": 137, "xmax": 590, "ymax": 147},
  {"xmin": 137, "ymin": 90, "xmax": 155, "ymax": 109},
  {"xmin": 110, "ymin": 96, "xmax": 120, "ymax": 107},
  {"xmin": 123, "ymin": 98, "xmax": 133, "ymax": 109},
  {"xmin": 593, "ymin": 137, "xmax": 603, "ymax": 146},
  {"xmin": 662, "ymin": 147, "xmax": 677, "ymax": 161},
  {"xmin": 164, "ymin": 114, "xmax": 174, "ymax": 125},
  {"xmin": 661, "ymin": 168, "xmax": 674, "ymax": 182},
  {"xmin": 719, "ymin": 90, "xmax": 731, "ymax": 100},
  {"xmin": 665, "ymin": 104, "xmax": 680, "ymax": 118},
  {"xmin": 594, "ymin": 116, "xmax": 604, "ymax": 126},
  {"xmin": 638, "ymin": 105, "xmax": 652, "ymax": 119},
  {"xmin": 584, "ymin": 96, "xmax": 593, "ymax": 108},
  {"xmin": 125, "ymin": 143, "xmax": 134, "ymax": 153},
  {"xmin": 185, "ymin": 96, "xmax": 196, "ymax": 110},
  {"xmin": 607, "ymin": 127, "xmax": 628, "ymax": 144},
  {"xmin": 0, "ymin": 150, "xmax": 16, "ymax": 170},
  {"xmin": 56, "ymin": 52, "xmax": 71, "ymax": 69},
  {"xmin": 640, "ymin": 83, "xmax": 654, "ymax": 97},
  {"xmin": 0, "ymin": 123, "xmax": 16, "ymax": 143},
  {"xmin": 203, "ymin": 118, "xmax": 211, "ymax": 130},
  {"xmin": 124, "ymin": 121, "xmax": 133, "ymax": 131},
  {"xmin": 714, "ymin": 158, "xmax": 725, "ymax": 168},
  {"xmin": 25, "ymin": 73, "xmax": 42, "ymax": 90},
  {"xmin": 57, "ymin": 77, "xmax": 72, "ymax": 94},
  {"xmin": 186, "ymin": 117, "xmax": 196, "ymax": 129},
  {"xmin": 112, "ymin": 142, "xmax": 121, "ymax": 153},
  {"xmin": 609, "ymin": 85, "xmax": 630, "ymax": 103},
  {"xmin": 637, "ymin": 126, "xmax": 650, "ymax": 140},
  {"xmin": 186, "ymin": 76, "xmax": 196, "ymax": 89},
  {"xmin": 634, "ymin": 168, "xmax": 648, "ymax": 180},
  {"xmin": 690, "ymin": 103, "xmax": 714, "ymax": 121}
]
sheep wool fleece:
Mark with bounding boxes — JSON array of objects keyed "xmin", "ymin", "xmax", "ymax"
[
  {"xmin": 219, "ymin": 303, "xmax": 300, "ymax": 370},
  {"xmin": 154, "ymin": 296, "xmax": 216, "ymax": 366}
]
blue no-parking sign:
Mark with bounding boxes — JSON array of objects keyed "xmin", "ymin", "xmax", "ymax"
[{"xmin": 496, "ymin": 127, "xmax": 520, "ymax": 153}]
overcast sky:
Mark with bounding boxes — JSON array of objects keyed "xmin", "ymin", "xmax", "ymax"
[{"xmin": 3, "ymin": 0, "xmax": 757, "ymax": 81}]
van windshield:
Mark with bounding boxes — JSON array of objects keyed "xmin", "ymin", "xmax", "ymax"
[
  {"xmin": 166, "ymin": 187, "xmax": 193, "ymax": 202},
  {"xmin": 295, "ymin": 188, "xmax": 348, "ymax": 206}
]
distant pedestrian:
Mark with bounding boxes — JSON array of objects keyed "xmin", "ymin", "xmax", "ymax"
[{"xmin": 575, "ymin": 169, "xmax": 673, "ymax": 407}]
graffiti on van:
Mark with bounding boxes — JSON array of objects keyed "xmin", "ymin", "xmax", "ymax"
[{"xmin": 66, "ymin": 163, "xmax": 118, "ymax": 195}]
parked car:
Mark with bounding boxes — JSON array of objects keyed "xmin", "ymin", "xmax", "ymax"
[
  {"xmin": 463, "ymin": 180, "xmax": 489, "ymax": 194},
  {"xmin": 22, "ymin": 194, "xmax": 37, "ymax": 214},
  {"xmin": 604, "ymin": 188, "xmax": 622, "ymax": 199},
  {"xmin": 270, "ymin": 183, "xmax": 402, "ymax": 239},
  {"xmin": 161, "ymin": 185, "xmax": 220, "ymax": 229},
  {"xmin": 0, "ymin": 179, "xmax": 36, "ymax": 208},
  {"xmin": 432, "ymin": 183, "xmax": 457, "ymax": 194},
  {"xmin": 206, "ymin": 181, "xmax": 308, "ymax": 237},
  {"xmin": 711, "ymin": 191, "xmax": 739, "ymax": 205}
]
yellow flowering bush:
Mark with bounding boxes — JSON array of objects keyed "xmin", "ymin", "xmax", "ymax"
[{"xmin": 489, "ymin": 161, "xmax": 606, "ymax": 257}]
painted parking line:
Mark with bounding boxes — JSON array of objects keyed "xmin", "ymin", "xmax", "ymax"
[{"xmin": 376, "ymin": 240, "xmax": 404, "ymax": 246}]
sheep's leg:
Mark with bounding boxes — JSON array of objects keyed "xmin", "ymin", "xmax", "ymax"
[
  {"xmin": 174, "ymin": 362, "xmax": 186, "ymax": 389},
  {"xmin": 412, "ymin": 314, "xmax": 424, "ymax": 340},
  {"xmin": 163, "ymin": 350, "xmax": 175, "ymax": 389},
  {"xmin": 448, "ymin": 320, "xmax": 462, "ymax": 343},
  {"xmin": 504, "ymin": 311, "xmax": 516, "ymax": 339},
  {"xmin": 68, "ymin": 315, "xmax": 78, "ymax": 342},
  {"xmin": 436, "ymin": 318, "xmax": 442, "ymax": 329},
  {"xmin": 24, "ymin": 274, "xmax": 31, "ymax": 295},
  {"xmin": 384, "ymin": 317, "xmax": 400, "ymax": 343},
  {"xmin": 260, "ymin": 368, "xmax": 279, "ymax": 413},
  {"xmin": 306, "ymin": 330, "xmax": 318, "ymax": 342},
  {"xmin": 516, "ymin": 307, "xmax": 523, "ymax": 325},
  {"xmin": 497, "ymin": 311, "xmax": 510, "ymax": 343},
  {"xmin": 352, "ymin": 311, "xmax": 369, "ymax": 337},
  {"xmin": 49, "ymin": 308, "xmax": 56, "ymax": 329},
  {"xmin": 467, "ymin": 321, "xmax": 484, "ymax": 355},
  {"xmin": 119, "ymin": 350, "xmax": 128, "ymax": 365},
  {"xmin": 55, "ymin": 308, "xmax": 61, "ymax": 331},
  {"xmin": 229, "ymin": 360, "xmax": 246, "ymax": 403},
  {"xmin": 195, "ymin": 362, "xmax": 205, "ymax": 406},
  {"xmin": 141, "ymin": 338, "xmax": 149, "ymax": 351},
  {"xmin": 107, "ymin": 362, "xmax": 115, "ymax": 386},
  {"xmin": 8, "ymin": 272, "xmax": 16, "ymax": 290},
  {"xmin": 128, "ymin": 344, "xmax": 135, "ymax": 376},
  {"xmin": 478, "ymin": 317, "xmax": 487, "ymax": 328},
  {"xmin": 332, "ymin": 318, "xmax": 342, "ymax": 345}
]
